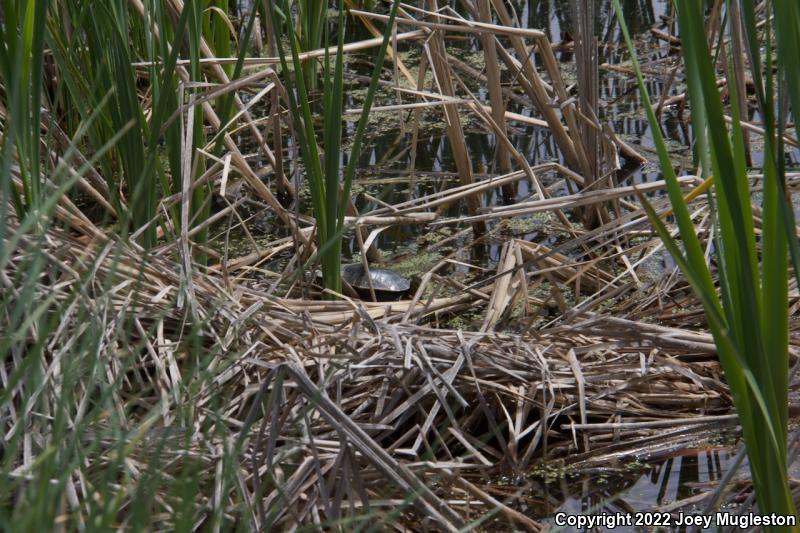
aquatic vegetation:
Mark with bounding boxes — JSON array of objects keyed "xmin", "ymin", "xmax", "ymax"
[
  {"xmin": 2, "ymin": 0, "xmax": 799, "ymax": 530},
  {"xmin": 268, "ymin": 0, "xmax": 399, "ymax": 297},
  {"xmin": 614, "ymin": 0, "xmax": 799, "ymax": 523}
]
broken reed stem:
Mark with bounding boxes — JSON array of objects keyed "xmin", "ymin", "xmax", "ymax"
[
  {"xmin": 570, "ymin": 0, "xmax": 609, "ymax": 228},
  {"xmin": 488, "ymin": 0, "xmax": 585, "ymax": 174},
  {"xmin": 476, "ymin": 0, "xmax": 515, "ymax": 201},
  {"xmin": 425, "ymin": 0, "xmax": 485, "ymax": 236}
]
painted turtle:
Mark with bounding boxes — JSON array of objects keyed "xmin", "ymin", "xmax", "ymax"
[{"xmin": 341, "ymin": 264, "xmax": 411, "ymax": 300}]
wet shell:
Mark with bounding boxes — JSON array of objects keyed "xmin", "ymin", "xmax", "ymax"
[{"xmin": 341, "ymin": 264, "xmax": 411, "ymax": 294}]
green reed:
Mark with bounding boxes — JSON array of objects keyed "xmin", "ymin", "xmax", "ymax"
[
  {"xmin": 269, "ymin": 0, "xmax": 399, "ymax": 298},
  {"xmin": 614, "ymin": 0, "xmax": 799, "ymax": 525},
  {"xmin": 0, "ymin": 0, "xmax": 49, "ymax": 218}
]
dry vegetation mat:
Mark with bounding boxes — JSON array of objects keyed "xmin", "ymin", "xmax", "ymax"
[
  {"xmin": 5, "ymin": 211, "xmax": 799, "ymax": 529},
  {"xmin": 4, "ymin": 0, "xmax": 800, "ymax": 529}
]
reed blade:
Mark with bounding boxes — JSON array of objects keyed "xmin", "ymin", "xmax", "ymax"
[{"xmin": 614, "ymin": 0, "xmax": 797, "ymax": 520}]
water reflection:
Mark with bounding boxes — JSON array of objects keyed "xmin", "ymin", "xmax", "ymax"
[
  {"xmin": 231, "ymin": 1, "xmax": 800, "ymax": 272},
  {"xmin": 513, "ymin": 0, "xmax": 666, "ymax": 43},
  {"xmin": 535, "ymin": 446, "xmax": 739, "ymax": 532},
  {"xmin": 350, "ymin": 0, "xmax": 688, "ymax": 258}
]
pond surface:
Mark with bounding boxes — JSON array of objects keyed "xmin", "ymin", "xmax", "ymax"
[
  {"xmin": 534, "ymin": 445, "xmax": 741, "ymax": 531},
  {"xmin": 339, "ymin": 0, "xmax": 797, "ymax": 265},
  {"xmin": 228, "ymin": 0, "xmax": 799, "ymax": 276}
]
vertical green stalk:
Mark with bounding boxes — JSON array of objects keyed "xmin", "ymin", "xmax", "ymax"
[
  {"xmin": 0, "ymin": 0, "xmax": 50, "ymax": 217},
  {"xmin": 186, "ymin": 0, "xmax": 210, "ymax": 263},
  {"xmin": 270, "ymin": 0, "xmax": 399, "ymax": 298},
  {"xmin": 298, "ymin": 0, "xmax": 327, "ymax": 91},
  {"xmin": 143, "ymin": 0, "xmax": 192, "ymax": 233},
  {"xmin": 212, "ymin": 0, "xmax": 259, "ymax": 154},
  {"xmin": 204, "ymin": 0, "xmax": 233, "ymax": 78},
  {"xmin": 102, "ymin": 0, "xmax": 152, "ymax": 245}
]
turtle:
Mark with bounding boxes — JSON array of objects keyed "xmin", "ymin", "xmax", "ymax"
[{"xmin": 341, "ymin": 264, "xmax": 412, "ymax": 300}]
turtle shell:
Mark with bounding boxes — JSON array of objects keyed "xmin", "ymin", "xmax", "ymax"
[{"xmin": 341, "ymin": 264, "xmax": 411, "ymax": 295}]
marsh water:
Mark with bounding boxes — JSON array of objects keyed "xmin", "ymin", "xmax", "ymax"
[
  {"xmin": 536, "ymin": 445, "xmax": 741, "ymax": 530},
  {"xmin": 223, "ymin": 1, "xmax": 798, "ymax": 523},
  {"xmin": 347, "ymin": 0, "xmax": 681, "ymax": 256},
  {"xmin": 227, "ymin": 0, "xmax": 798, "ymax": 272}
]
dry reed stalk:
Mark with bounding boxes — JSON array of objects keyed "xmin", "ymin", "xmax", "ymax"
[
  {"xmin": 365, "ymin": 165, "xmax": 558, "ymax": 218},
  {"xmin": 570, "ymin": 0, "xmax": 611, "ymax": 228},
  {"xmin": 403, "ymin": 41, "xmax": 430, "ymax": 200},
  {"xmin": 454, "ymin": 82, "xmax": 588, "ymax": 246},
  {"xmin": 130, "ymin": 30, "xmax": 428, "ymax": 68},
  {"xmin": 476, "ymin": 0, "xmax": 514, "ymax": 200},
  {"xmin": 424, "ymin": 0, "xmax": 485, "ymax": 236},
  {"xmin": 480, "ymin": 240, "xmax": 527, "ymax": 331},
  {"xmin": 432, "ymin": 175, "xmax": 700, "ymax": 225},
  {"xmin": 356, "ymin": 6, "xmax": 546, "ymax": 39},
  {"xmin": 446, "ymin": 52, "xmax": 533, "ymax": 107},
  {"xmin": 129, "ymin": 0, "xmax": 309, "ymax": 251},
  {"xmin": 488, "ymin": 0, "xmax": 585, "ymax": 173},
  {"xmin": 346, "ymin": 88, "xmax": 549, "ymax": 127},
  {"xmin": 515, "ymin": 239, "xmax": 616, "ymax": 294},
  {"xmin": 344, "ymin": 0, "xmax": 416, "ymax": 85},
  {"xmin": 343, "ymin": 4, "xmax": 643, "ymax": 196},
  {"xmin": 262, "ymin": 8, "xmax": 288, "ymax": 197}
]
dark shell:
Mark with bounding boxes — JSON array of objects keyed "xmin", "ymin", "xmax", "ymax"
[{"xmin": 341, "ymin": 264, "xmax": 411, "ymax": 293}]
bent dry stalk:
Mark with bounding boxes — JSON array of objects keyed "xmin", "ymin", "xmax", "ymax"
[
  {"xmin": 613, "ymin": 0, "xmax": 798, "ymax": 525},
  {"xmin": 269, "ymin": 0, "xmax": 400, "ymax": 298}
]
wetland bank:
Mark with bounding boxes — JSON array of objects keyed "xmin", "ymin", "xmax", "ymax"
[{"xmin": 2, "ymin": 0, "xmax": 800, "ymax": 530}]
